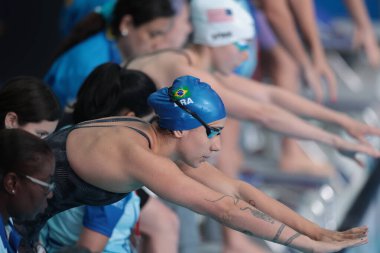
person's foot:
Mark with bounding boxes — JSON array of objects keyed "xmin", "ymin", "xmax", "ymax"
[{"xmin": 279, "ymin": 139, "xmax": 335, "ymax": 177}]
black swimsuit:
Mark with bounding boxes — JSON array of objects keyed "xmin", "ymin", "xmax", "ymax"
[{"xmin": 19, "ymin": 117, "xmax": 152, "ymax": 248}]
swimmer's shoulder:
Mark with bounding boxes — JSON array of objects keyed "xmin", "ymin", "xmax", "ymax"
[{"xmin": 125, "ymin": 49, "xmax": 192, "ymax": 71}]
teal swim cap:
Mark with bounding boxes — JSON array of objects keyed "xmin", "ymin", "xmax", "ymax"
[{"xmin": 148, "ymin": 75, "xmax": 226, "ymax": 131}]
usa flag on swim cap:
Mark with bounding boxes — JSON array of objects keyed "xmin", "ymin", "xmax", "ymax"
[
  {"xmin": 191, "ymin": 0, "xmax": 255, "ymax": 47},
  {"xmin": 207, "ymin": 9, "xmax": 233, "ymax": 22}
]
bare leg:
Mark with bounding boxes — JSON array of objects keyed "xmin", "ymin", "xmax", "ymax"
[
  {"xmin": 263, "ymin": 46, "xmax": 300, "ymax": 90},
  {"xmin": 223, "ymin": 227, "xmax": 270, "ymax": 253},
  {"xmin": 264, "ymin": 45, "xmax": 334, "ymax": 176},
  {"xmin": 279, "ymin": 138, "xmax": 334, "ymax": 176},
  {"xmin": 139, "ymin": 197, "xmax": 179, "ymax": 253}
]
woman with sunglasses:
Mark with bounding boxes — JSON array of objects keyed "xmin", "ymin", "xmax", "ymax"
[
  {"xmin": 18, "ymin": 75, "xmax": 368, "ymax": 253},
  {"xmin": 0, "ymin": 129, "xmax": 55, "ymax": 253}
]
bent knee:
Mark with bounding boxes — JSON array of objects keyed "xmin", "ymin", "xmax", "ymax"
[
  {"xmin": 140, "ymin": 199, "xmax": 180, "ymax": 235},
  {"xmin": 158, "ymin": 207, "xmax": 180, "ymax": 233}
]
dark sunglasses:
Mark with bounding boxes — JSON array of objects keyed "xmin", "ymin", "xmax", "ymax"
[{"xmin": 168, "ymin": 88, "xmax": 223, "ymax": 138}]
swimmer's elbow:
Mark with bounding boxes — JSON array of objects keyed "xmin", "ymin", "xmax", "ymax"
[{"xmin": 194, "ymin": 195, "xmax": 240, "ymax": 224}]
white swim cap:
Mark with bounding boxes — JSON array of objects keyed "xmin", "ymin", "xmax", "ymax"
[{"xmin": 191, "ymin": 0, "xmax": 255, "ymax": 47}]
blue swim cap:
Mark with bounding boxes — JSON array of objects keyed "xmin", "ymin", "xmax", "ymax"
[{"xmin": 148, "ymin": 75, "xmax": 226, "ymax": 130}]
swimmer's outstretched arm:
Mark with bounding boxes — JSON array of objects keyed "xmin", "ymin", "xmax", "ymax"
[
  {"xmin": 285, "ymin": 0, "xmax": 337, "ymax": 101},
  {"xmin": 127, "ymin": 147, "xmax": 367, "ymax": 252},
  {"xmin": 215, "ymin": 73, "xmax": 380, "ymax": 156},
  {"xmin": 344, "ymin": 0, "xmax": 380, "ymax": 67},
  {"xmin": 259, "ymin": 0, "xmax": 333, "ymax": 103},
  {"xmin": 180, "ymin": 161, "xmax": 368, "ymax": 244},
  {"xmin": 177, "ymin": 67, "xmax": 380, "ymax": 157}
]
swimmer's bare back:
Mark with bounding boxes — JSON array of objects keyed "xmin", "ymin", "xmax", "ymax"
[{"xmin": 66, "ymin": 117, "xmax": 157, "ymax": 193}]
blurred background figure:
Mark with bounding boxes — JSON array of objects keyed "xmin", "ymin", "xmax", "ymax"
[
  {"xmin": 45, "ymin": 0, "xmax": 191, "ymax": 107},
  {"xmin": 59, "ymin": 0, "xmax": 112, "ymax": 37},
  {"xmin": 0, "ymin": 76, "xmax": 61, "ymax": 137},
  {"xmin": 0, "ymin": 129, "xmax": 55, "ymax": 252}
]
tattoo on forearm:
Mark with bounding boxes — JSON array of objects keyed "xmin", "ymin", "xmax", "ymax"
[
  {"xmin": 284, "ymin": 233, "xmax": 301, "ymax": 246},
  {"xmin": 273, "ymin": 224, "xmax": 286, "ymax": 242},
  {"xmin": 240, "ymin": 206, "xmax": 275, "ymax": 224},
  {"xmin": 205, "ymin": 195, "xmax": 274, "ymax": 223},
  {"xmin": 205, "ymin": 195, "xmax": 240, "ymax": 205},
  {"xmin": 206, "ymin": 195, "xmax": 239, "ymax": 223}
]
